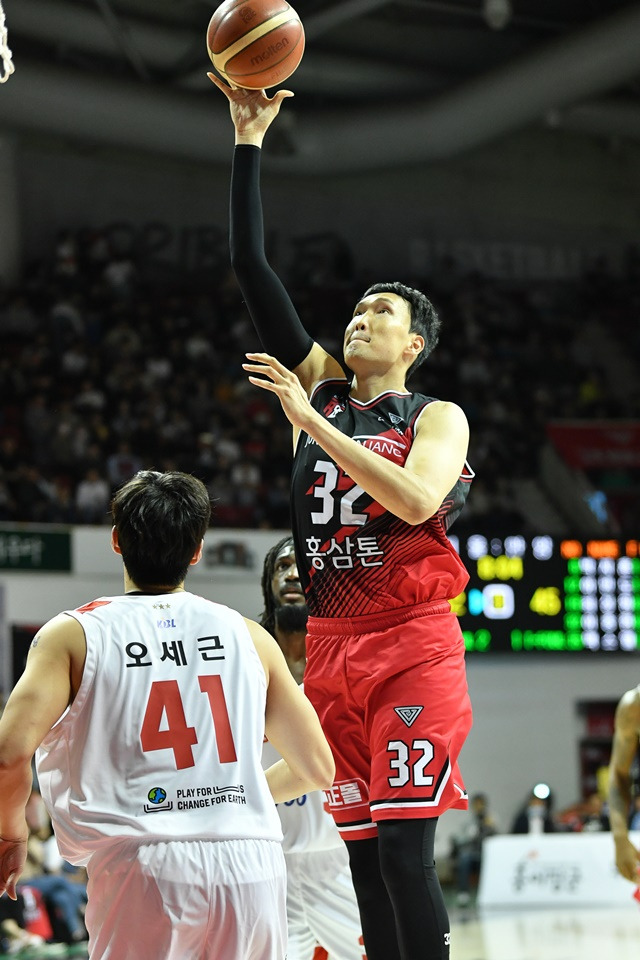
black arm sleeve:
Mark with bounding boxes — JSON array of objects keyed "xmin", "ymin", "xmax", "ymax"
[{"xmin": 229, "ymin": 145, "xmax": 313, "ymax": 370}]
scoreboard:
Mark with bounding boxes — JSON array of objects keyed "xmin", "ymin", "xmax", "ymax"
[{"xmin": 448, "ymin": 535, "xmax": 640, "ymax": 654}]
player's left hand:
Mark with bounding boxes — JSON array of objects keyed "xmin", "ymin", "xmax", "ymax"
[
  {"xmin": 243, "ymin": 353, "xmax": 315, "ymax": 431},
  {"xmin": 0, "ymin": 835, "xmax": 28, "ymax": 900},
  {"xmin": 208, "ymin": 73, "xmax": 293, "ymax": 145}
]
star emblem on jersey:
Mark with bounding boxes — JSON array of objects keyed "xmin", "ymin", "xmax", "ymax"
[
  {"xmin": 394, "ymin": 705, "xmax": 424, "ymax": 727},
  {"xmin": 152, "ymin": 603, "xmax": 171, "ymax": 610}
]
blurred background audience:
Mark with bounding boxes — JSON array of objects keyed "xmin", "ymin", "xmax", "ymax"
[{"xmin": 0, "ymin": 230, "xmax": 638, "ymax": 533}]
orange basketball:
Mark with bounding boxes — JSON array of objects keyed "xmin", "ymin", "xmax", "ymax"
[{"xmin": 207, "ymin": 0, "xmax": 305, "ymax": 90}]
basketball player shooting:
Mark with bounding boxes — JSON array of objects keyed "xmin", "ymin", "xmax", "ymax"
[{"xmin": 211, "ymin": 75, "xmax": 474, "ymax": 960}]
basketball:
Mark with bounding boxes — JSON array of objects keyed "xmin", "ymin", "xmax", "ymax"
[{"xmin": 207, "ymin": 0, "xmax": 305, "ymax": 90}]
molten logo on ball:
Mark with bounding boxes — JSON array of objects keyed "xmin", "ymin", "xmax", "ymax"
[{"xmin": 251, "ymin": 36, "xmax": 289, "ymax": 66}]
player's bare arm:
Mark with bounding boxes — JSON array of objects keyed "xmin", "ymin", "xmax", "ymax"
[
  {"xmin": 244, "ymin": 352, "xmax": 469, "ymax": 525},
  {"xmin": 244, "ymin": 618, "xmax": 334, "ymax": 803},
  {"xmin": 0, "ymin": 614, "xmax": 85, "ymax": 897},
  {"xmin": 609, "ymin": 687, "xmax": 640, "ymax": 883},
  {"xmin": 292, "ymin": 341, "xmax": 346, "ymax": 399}
]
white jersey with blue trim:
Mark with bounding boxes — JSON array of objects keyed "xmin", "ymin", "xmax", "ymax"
[{"xmin": 36, "ymin": 591, "xmax": 282, "ymax": 867}]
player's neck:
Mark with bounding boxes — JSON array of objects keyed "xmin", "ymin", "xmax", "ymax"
[
  {"xmin": 124, "ymin": 569, "xmax": 186, "ymax": 594},
  {"xmin": 349, "ymin": 370, "xmax": 410, "ymax": 402},
  {"xmin": 274, "ymin": 627, "xmax": 306, "ymax": 645}
]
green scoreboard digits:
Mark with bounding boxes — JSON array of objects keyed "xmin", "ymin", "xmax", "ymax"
[{"xmin": 448, "ymin": 535, "xmax": 640, "ymax": 654}]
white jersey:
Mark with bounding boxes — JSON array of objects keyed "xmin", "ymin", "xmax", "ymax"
[
  {"xmin": 262, "ymin": 707, "xmax": 365, "ymax": 960},
  {"xmin": 262, "ymin": 679, "xmax": 342, "ymax": 855},
  {"xmin": 36, "ymin": 591, "xmax": 282, "ymax": 867},
  {"xmin": 262, "ymin": 737, "xmax": 343, "ymax": 854}
]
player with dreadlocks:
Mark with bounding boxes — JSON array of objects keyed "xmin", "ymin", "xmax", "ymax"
[
  {"xmin": 260, "ymin": 536, "xmax": 365, "ymax": 960},
  {"xmin": 260, "ymin": 535, "xmax": 307, "ymax": 682}
]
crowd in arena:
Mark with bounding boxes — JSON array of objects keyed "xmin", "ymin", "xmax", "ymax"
[{"xmin": 0, "ymin": 228, "xmax": 638, "ymax": 533}]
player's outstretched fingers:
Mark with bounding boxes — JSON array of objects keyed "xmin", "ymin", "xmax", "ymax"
[{"xmin": 245, "ymin": 352, "xmax": 288, "ymax": 374}]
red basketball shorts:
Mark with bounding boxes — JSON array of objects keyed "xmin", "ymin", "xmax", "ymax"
[{"xmin": 305, "ymin": 600, "xmax": 472, "ymax": 842}]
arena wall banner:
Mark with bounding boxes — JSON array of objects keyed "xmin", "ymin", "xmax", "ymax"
[
  {"xmin": 0, "ymin": 526, "xmax": 71, "ymax": 571},
  {"xmin": 478, "ymin": 832, "xmax": 638, "ymax": 908},
  {"xmin": 546, "ymin": 420, "xmax": 640, "ymax": 470},
  {"xmin": 72, "ymin": 525, "xmax": 286, "ymax": 581}
]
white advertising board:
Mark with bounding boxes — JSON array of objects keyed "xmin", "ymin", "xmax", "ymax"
[{"xmin": 478, "ymin": 833, "xmax": 640, "ymax": 909}]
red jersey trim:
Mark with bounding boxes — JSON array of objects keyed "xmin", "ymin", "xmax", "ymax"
[
  {"xmin": 460, "ymin": 460, "xmax": 475, "ymax": 481},
  {"xmin": 309, "ymin": 377, "xmax": 350, "ymax": 402},
  {"xmin": 308, "ymin": 378, "xmax": 417, "ymax": 411},
  {"xmin": 410, "ymin": 400, "xmax": 436, "ymax": 431},
  {"xmin": 74, "ymin": 599, "xmax": 112, "ymax": 614},
  {"xmin": 349, "ymin": 390, "xmax": 411, "ymax": 409},
  {"xmin": 337, "ymin": 822, "xmax": 379, "ymax": 841}
]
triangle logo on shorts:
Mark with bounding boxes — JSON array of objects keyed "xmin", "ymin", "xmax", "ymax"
[{"xmin": 394, "ymin": 705, "xmax": 423, "ymax": 727}]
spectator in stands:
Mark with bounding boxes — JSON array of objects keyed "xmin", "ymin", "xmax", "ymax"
[
  {"xmin": 449, "ymin": 793, "xmax": 497, "ymax": 907},
  {"xmin": 579, "ymin": 792, "xmax": 610, "ymax": 832},
  {"xmin": 106, "ymin": 441, "xmax": 143, "ymax": 490},
  {"xmin": 74, "ymin": 468, "xmax": 110, "ymax": 524},
  {"xmin": 0, "ymin": 890, "xmax": 63, "ymax": 957},
  {"xmin": 511, "ymin": 783, "xmax": 556, "ymax": 835},
  {"xmin": 45, "ymin": 479, "xmax": 77, "ymax": 525},
  {"xmin": 0, "ymin": 225, "xmax": 638, "ymax": 531},
  {"xmin": 11, "ymin": 467, "xmax": 55, "ymax": 523},
  {"xmin": 19, "ymin": 790, "xmax": 88, "ymax": 949}
]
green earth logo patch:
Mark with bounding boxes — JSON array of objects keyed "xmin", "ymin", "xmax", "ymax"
[{"xmin": 144, "ymin": 786, "xmax": 172, "ymax": 814}]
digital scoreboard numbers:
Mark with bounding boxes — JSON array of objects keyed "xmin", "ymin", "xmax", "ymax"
[{"xmin": 447, "ymin": 535, "xmax": 640, "ymax": 654}]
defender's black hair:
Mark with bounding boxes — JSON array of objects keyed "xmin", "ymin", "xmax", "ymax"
[{"xmin": 111, "ymin": 470, "xmax": 211, "ymax": 589}]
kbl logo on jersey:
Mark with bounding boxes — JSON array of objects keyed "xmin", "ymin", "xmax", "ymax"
[
  {"xmin": 156, "ymin": 618, "xmax": 177, "ymax": 628},
  {"xmin": 144, "ymin": 786, "xmax": 173, "ymax": 814}
]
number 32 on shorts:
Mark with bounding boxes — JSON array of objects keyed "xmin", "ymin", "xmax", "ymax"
[{"xmin": 387, "ymin": 739, "xmax": 435, "ymax": 787}]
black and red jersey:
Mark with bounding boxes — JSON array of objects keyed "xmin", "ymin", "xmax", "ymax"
[{"xmin": 291, "ymin": 378, "xmax": 474, "ymax": 619}]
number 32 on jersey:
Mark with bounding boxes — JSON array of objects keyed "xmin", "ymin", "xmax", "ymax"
[{"xmin": 387, "ymin": 739, "xmax": 435, "ymax": 787}]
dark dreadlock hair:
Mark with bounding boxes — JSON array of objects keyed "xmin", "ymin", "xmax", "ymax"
[{"xmin": 259, "ymin": 535, "xmax": 295, "ymax": 638}]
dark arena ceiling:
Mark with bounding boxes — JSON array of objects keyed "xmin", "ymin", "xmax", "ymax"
[{"xmin": 2, "ymin": 0, "xmax": 640, "ymax": 171}]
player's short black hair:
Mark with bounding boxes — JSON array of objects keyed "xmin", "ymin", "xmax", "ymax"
[
  {"xmin": 260, "ymin": 535, "xmax": 294, "ymax": 638},
  {"xmin": 111, "ymin": 470, "xmax": 211, "ymax": 589},
  {"xmin": 362, "ymin": 281, "xmax": 441, "ymax": 379}
]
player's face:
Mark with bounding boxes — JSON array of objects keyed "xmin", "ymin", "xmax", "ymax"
[
  {"xmin": 272, "ymin": 545, "xmax": 305, "ymax": 606},
  {"xmin": 343, "ymin": 293, "xmax": 420, "ymax": 370}
]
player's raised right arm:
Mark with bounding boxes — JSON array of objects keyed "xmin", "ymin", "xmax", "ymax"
[{"xmin": 209, "ymin": 76, "xmax": 345, "ymax": 394}]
